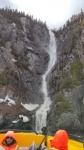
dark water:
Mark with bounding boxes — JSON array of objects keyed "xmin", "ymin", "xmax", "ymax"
[{"xmin": 69, "ymin": 133, "xmax": 84, "ymax": 142}]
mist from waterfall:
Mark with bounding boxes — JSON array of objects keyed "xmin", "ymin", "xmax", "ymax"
[{"xmin": 35, "ymin": 31, "xmax": 57, "ymax": 133}]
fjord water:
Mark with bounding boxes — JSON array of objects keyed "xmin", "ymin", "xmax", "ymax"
[{"xmin": 35, "ymin": 31, "xmax": 57, "ymax": 133}]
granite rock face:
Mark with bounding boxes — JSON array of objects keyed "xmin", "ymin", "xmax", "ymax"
[
  {"xmin": 0, "ymin": 9, "xmax": 50, "ymax": 130},
  {"xmin": 47, "ymin": 16, "xmax": 84, "ymax": 134},
  {"xmin": 0, "ymin": 9, "xmax": 84, "ymax": 134}
]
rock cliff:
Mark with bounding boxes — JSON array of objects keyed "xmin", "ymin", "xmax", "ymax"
[
  {"xmin": 47, "ymin": 13, "xmax": 84, "ymax": 134},
  {"xmin": 0, "ymin": 8, "xmax": 50, "ymax": 130},
  {"xmin": 0, "ymin": 8, "xmax": 84, "ymax": 134}
]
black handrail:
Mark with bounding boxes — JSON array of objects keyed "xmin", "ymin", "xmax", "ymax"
[
  {"xmin": 37, "ymin": 135, "xmax": 47, "ymax": 150},
  {"xmin": 37, "ymin": 128, "xmax": 48, "ymax": 150}
]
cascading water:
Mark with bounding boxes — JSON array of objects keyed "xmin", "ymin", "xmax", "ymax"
[{"xmin": 35, "ymin": 31, "xmax": 57, "ymax": 133}]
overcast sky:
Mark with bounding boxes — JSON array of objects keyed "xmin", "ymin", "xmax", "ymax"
[{"xmin": 0, "ymin": 0, "xmax": 84, "ymax": 29}]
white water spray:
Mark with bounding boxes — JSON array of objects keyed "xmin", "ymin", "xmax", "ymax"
[{"xmin": 35, "ymin": 31, "xmax": 57, "ymax": 133}]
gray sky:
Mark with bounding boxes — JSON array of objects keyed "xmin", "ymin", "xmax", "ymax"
[{"xmin": 0, "ymin": 0, "xmax": 84, "ymax": 29}]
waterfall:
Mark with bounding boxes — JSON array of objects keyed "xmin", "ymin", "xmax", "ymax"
[{"xmin": 35, "ymin": 31, "xmax": 57, "ymax": 133}]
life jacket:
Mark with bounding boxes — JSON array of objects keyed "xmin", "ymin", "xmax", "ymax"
[
  {"xmin": 50, "ymin": 130, "xmax": 69, "ymax": 150},
  {"xmin": 16, "ymin": 145, "xmax": 21, "ymax": 150},
  {"xmin": 0, "ymin": 145, "xmax": 21, "ymax": 150}
]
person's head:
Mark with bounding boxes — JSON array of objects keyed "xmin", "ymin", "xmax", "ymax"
[
  {"xmin": 2, "ymin": 131, "xmax": 17, "ymax": 146},
  {"xmin": 5, "ymin": 135, "xmax": 15, "ymax": 145},
  {"xmin": 50, "ymin": 130, "xmax": 69, "ymax": 149}
]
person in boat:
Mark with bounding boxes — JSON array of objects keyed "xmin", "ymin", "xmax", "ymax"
[
  {"xmin": 50, "ymin": 130, "xmax": 69, "ymax": 150},
  {"xmin": 0, "ymin": 130, "xmax": 21, "ymax": 150}
]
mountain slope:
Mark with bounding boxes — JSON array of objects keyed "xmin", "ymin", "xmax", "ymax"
[
  {"xmin": 0, "ymin": 8, "xmax": 50, "ymax": 130},
  {"xmin": 47, "ymin": 12, "xmax": 84, "ymax": 134}
]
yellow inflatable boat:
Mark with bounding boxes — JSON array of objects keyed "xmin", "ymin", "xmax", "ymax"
[
  {"xmin": 0, "ymin": 129, "xmax": 48, "ymax": 147},
  {"xmin": 68, "ymin": 139, "xmax": 84, "ymax": 150},
  {"xmin": 47, "ymin": 135, "xmax": 84, "ymax": 150},
  {"xmin": 0, "ymin": 129, "xmax": 83, "ymax": 150}
]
